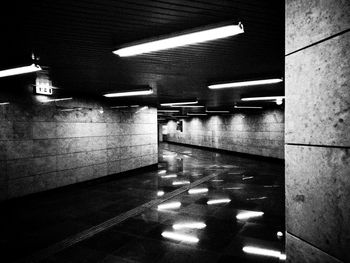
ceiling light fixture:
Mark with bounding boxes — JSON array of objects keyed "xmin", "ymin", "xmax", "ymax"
[
  {"xmin": 104, "ymin": 89, "xmax": 153, "ymax": 98},
  {"xmin": 187, "ymin": 113, "xmax": 207, "ymax": 116},
  {"xmin": 0, "ymin": 64, "xmax": 42, "ymax": 78},
  {"xmin": 161, "ymin": 231, "xmax": 199, "ymax": 243},
  {"xmin": 206, "ymin": 110, "xmax": 230, "ymax": 113},
  {"xmin": 110, "ymin": 105, "xmax": 129, "ymax": 109},
  {"xmin": 241, "ymin": 96, "xmax": 285, "ymax": 102},
  {"xmin": 234, "ymin": 106, "xmax": 263, "ymax": 109},
  {"xmin": 157, "ymin": 110, "xmax": 180, "ymax": 113},
  {"xmin": 114, "ymin": 22, "xmax": 244, "ymax": 57},
  {"xmin": 242, "ymin": 246, "xmax": 286, "ymax": 260},
  {"xmin": 171, "ymin": 105, "xmax": 204, "ymax": 108},
  {"xmin": 208, "ymin": 78, "xmax": 283, "ymax": 89},
  {"xmin": 161, "ymin": 100, "xmax": 198, "ymax": 106},
  {"xmin": 0, "ymin": 102, "xmax": 10, "ymax": 105},
  {"xmin": 38, "ymin": 97, "xmax": 73, "ymax": 103}
]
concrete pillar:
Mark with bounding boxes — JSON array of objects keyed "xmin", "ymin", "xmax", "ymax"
[{"xmin": 285, "ymin": 0, "xmax": 350, "ymax": 262}]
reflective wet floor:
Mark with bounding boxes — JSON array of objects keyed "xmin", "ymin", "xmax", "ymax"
[{"xmin": 1, "ymin": 142, "xmax": 285, "ymax": 262}]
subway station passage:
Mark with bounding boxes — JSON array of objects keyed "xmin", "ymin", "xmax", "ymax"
[{"xmin": 1, "ymin": 143, "xmax": 284, "ymax": 263}]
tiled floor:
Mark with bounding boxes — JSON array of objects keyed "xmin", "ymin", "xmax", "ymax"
[{"xmin": 1, "ymin": 142, "xmax": 285, "ymax": 262}]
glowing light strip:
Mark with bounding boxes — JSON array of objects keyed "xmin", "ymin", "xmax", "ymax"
[
  {"xmin": 207, "ymin": 198, "xmax": 231, "ymax": 205},
  {"xmin": 234, "ymin": 106, "xmax": 263, "ymax": 109},
  {"xmin": 39, "ymin": 97, "xmax": 73, "ymax": 103},
  {"xmin": 206, "ymin": 110, "xmax": 230, "ymax": 113},
  {"xmin": 208, "ymin": 78, "xmax": 283, "ymax": 89},
  {"xmin": 0, "ymin": 102, "xmax": 10, "ymax": 105},
  {"xmin": 161, "ymin": 100, "xmax": 198, "ymax": 106},
  {"xmin": 158, "ymin": 170, "xmax": 167, "ymax": 174},
  {"xmin": 157, "ymin": 110, "xmax": 179, "ymax": 113},
  {"xmin": 104, "ymin": 89, "xmax": 153, "ymax": 98},
  {"xmin": 173, "ymin": 222, "xmax": 206, "ymax": 230},
  {"xmin": 188, "ymin": 188, "xmax": 208, "ymax": 194},
  {"xmin": 110, "ymin": 106, "xmax": 129, "ymax": 109},
  {"xmin": 241, "ymin": 96, "xmax": 285, "ymax": 101},
  {"xmin": 187, "ymin": 113, "xmax": 207, "ymax": 116},
  {"xmin": 161, "ymin": 231, "xmax": 199, "ymax": 243},
  {"xmin": 114, "ymin": 23, "xmax": 244, "ymax": 57},
  {"xmin": 172, "ymin": 180, "xmax": 190, "ymax": 185},
  {"xmin": 236, "ymin": 211, "xmax": 264, "ymax": 220},
  {"xmin": 161, "ymin": 174, "xmax": 177, "ymax": 178},
  {"xmin": 171, "ymin": 105, "xmax": 204, "ymax": 108},
  {"xmin": 157, "ymin": 202, "xmax": 181, "ymax": 210},
  {"xmin": 0, "ymin": 64, "xmax": 42, "ymax": 78},
  {"xmin": 157, "ymin": 191, "xmax": 165, "ymax": 197},
  {"xmin": 242, "ymin": 246, "xmax": 286, "ymax": 260}
]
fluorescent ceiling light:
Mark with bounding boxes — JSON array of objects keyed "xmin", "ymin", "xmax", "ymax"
[
  {"xmin": 161, "ymin": 231, "xmax": 199, "ymax": 243},
  {"xmin": 234, "ymin": 106, "xmax": 263, "ymax": 109},
  {"xmin": 104, "ymin": 89, "xmax": 152, "ymax": 98},
  {"xmin": 39, "ymin": 97, "xmax": 73, "ymax": 103},
  {"xmin": 158, "ymin": 110, "xmax": 179, "ymax": 113},
  {"xmin": 207, "ymin": 198, "xmax": 231, "ymax": 205},
  {"xmin": 208, "ymin": 78, "xmax": 283, "ymax": 89},
  {"xmin": 0, "ymin": 64, "xmax": 42, "ymax": 78},
  {"xmin": 172, "ymin": 180, "xmax": 190, "ymax": 185},
  {"xmin": 277, "ymin": 231, "xmax": 283, "ymax": 238},
  {"xmin": 157, "ymin": 191, "xmax": 165, "ymax": 197},
  {"xmin": 241, "ymin": 96, "xmax": 285, "ymax": 101},
  {"xmin": 187, "ymin": 113, "xmax": 207, "ymax": 116},
  {"xmin": 130, "ymin": 105, "xmax": 140, "ymax": 107},
  {"xmin": 173, "ymin": 222, "xmax": 206, "ymax": 230},
  {"xmin": 236, "ymin": 211, "xmax": 264, "ymax": 220},
  {"xmin": 0, "ymin": 102, "xmax": 10, "ymax": 105},
  {"xmin": 161, "ymin": 174, "xmax": 177, "ymax": 179},
  {"xmin": 242, "ymin": 246, "xmax": 286, "ymax": 260},
  {"xmin": 173, "ymin": 115, "xmax": 189, "ymax": 118},
  {"xmin": 114, "ymin": 22, "xmax": 244, "ymax": 57},
  {"xmin": 161, "ymin": 100, "xmax": 198, "ymax": 106},
  {"xmin": 111, "ymin": 105, "xmax": 129, "ymax": 109},
  {"xmin": 158, "ymin": 170, "xmax": 167, "ymax": 174},
  {"xmin": 171, "ymin": 105, "xmax": 204, "ymax": 108},
  {"xmin": 188, "ymin": 188, "xmax": 208, "ymax": 194},
  {"xmin": 157, "ymin": 201, "xmax": 181, "ymax": 210},
  {"xmin": 206, "ymin": 110, "xmax": 230, "ymax": 113}
]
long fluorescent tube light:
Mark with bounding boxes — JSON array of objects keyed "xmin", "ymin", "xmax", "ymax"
[
  {"xmin": 208, "ymin": 78, "xmax": 283, "ymax": 89},
  {"xmin": 161, "ymin": 100, "xmax": 198, "ymax": 106},
  {"xmin": 110, "ymin": 105, "xmax": 129, "ymax": 109},
  {"xmin": 171, "ymin": 105, "xmax": 204, "ymax": 108},
  {"xmin": 161, "ymin": 174, "xmax": 177, "ymax": 179},
  {"xmin": 207, "ymin": 198, "xmax": 231, "ymax": 205},
  {"xmin": 236, "ymin": 211, "xmax": 264, "ymax": 220},
  {"xmin": 157, "ymin": 191, "xmax": 165, "ymax": 197},
  {"xmin": 234, "ymin": 106, "xmax": 263, "ymax": 109},
  {"xmin": 114, "ymin": 22, "xmax": 244, "ymax": 57},
  {"xmin": 206, "ymin": 110, "xmax": 230, "ymax": 113},
  {"xmin": 158, "ymin": 170, "xmax": 167, "ymax": 174},
  {"xmin": 242, "ymin": 246, "xmax": 286, "ymax": 260},
  {"xmin": 187, "ymin": 113, "xmax": 207, "ymax": 116},
  {"xmin": 188, "ymin": 188, "xmax": 208, "ymax": 194},
  {"xmin": 173, "ymin": 222, "xmax": 206, "ymax": 230},
  {"xmin": 157, "ymin": 110, "xmax": 179, "ymax": 113},
  {"xmin": 241, "ymin": 96, "xmax": 285, "ymax": 101},
  {"xmin": 104, "ymin": 89, "xmax": 153, "ymax": 98},
  {"xmin": 157, "ymin": 201, "xmax": 181, "ymax": 210},
  {"xmin": 0, "ymin": 64, "xmax": 42, "ymax": 78},
  {"xmin": 39, "ymin": 97, "xmax": 73, "ymax": 103},
  {"xmin": 172, "ymin": 180, "xmax": 190, "ymax": 185},
  {"xmin": 0, "ymin": 102, "xmax": 10, "ymax": 105},
  {"xmin": 161, "ymin": 231, "xmax": 199, "ymax": 243}
]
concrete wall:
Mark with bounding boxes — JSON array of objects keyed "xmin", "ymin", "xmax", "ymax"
[
  {"xmin": 165, "ymin": 109, "xmax": 284, "ymax": 159},
  {"xmin": 0, "ymin": 98, "xmax": 157, "ymax": 200},
  {"xmin": 285, "ymin": 0, "xmax": 350, "ymax": 262}
]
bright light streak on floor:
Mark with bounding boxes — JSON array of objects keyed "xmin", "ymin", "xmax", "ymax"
[
  {"xmin": 157, "ymin": 202, "xmax": 181, "ymax": 210},
  {"xmin": 161, "ymin": 231, "xmax": 199, "ymax": 243},
  {"xmin": 207, "ymin": 198, "xmax": 231, "ymax": 205},
  {"xmin": 173, "ymin": 222, "xmax": 206, "ymax": 230},
  {"xmin": 236, "ymin": 211, "xmax": 264, "ymax": 220}
]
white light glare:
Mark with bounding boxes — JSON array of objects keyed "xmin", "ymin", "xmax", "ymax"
[
  {"xmin": 0, "ymin": 64, "xmax": 42, "ymax": 78},
  {"xmin": 242, "ymin": 246, "xmax": 286, "ymax": 260},
  {"xmin": 104, "ymin": 89, "xmax": 153, "ymax": 97},
  {"xmin": 157, "ymin": 110, "xmax": 179, "ymax": 113},
  {"xmin": 38, "ymin": 97, "xmax": 73, "ymax": 103},
  {"xmin": 161, "ymin": 174, "xmax": 177, "ymax": 179},
  {"xmin": 114, "ymin": 23, "xmax": 243, "ymax": 57},
  {"xmin": 157, "ymin": 191, "xmax": 165, "ymax": 197},
  {"xmin": 276, "ymin": 98, "xmax": 283, "ymax": 105},
  {"xmin": 236, "ymin": 211, "xmax": 264, "ymax": 220},
  {"xmin": 161, "ymin": 231, "xmax": 199, "ymax": 243},
  {"xmin": 277, "ymin": 231, "xmax": 283, "ymax": 238},
  {"xmin": 187, "ymin": 113, "xmax": 207, "ymax": 116},
  {"xmin": 173, "ymin": 222, "xmax": 206, "ymax": 230},
  {"xmin": 171, "ymin": 105, "xmax": 204, "ymax": 108},
  {"xmin": 241, "ymin": 96, "xmax": 285, "ymax": 102},
  {"xmin": 172, "ymin": 180, "xmax": 190, "ymax": 185},
  {"xmin": 0, "ymin": 102, "xmax": 10, "ymax": 105},
  {"xmin": 158, "ymin": 170, "xmax": 167, "ymax": 174},
  {"xmin": 157, "ymin": 202, "xmax": 181, "ymax": 210},
  {"xmin": 207, "ymin": 198, "xmax": 231, "ymax": 205},
  {"xmin": 188, "ymin": 188, "xmax": 208, "ymax": 194},
  {"xmin": 161, "ymin": 100, "xmax": 198, "ymax": 106},
  {"xmin": 234, "ymin": 106, "xmax": 263, "ymax": 109},
  {"xmin": 206, "ymin": 110, "xmax": 230, "ymax": 113},
  {"xmin": 208, "ymin": 78, "xmax": 283, "ymax": 89}
]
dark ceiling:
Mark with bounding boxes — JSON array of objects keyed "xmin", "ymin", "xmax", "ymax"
[{"xmin": 2, "ymin": 0, "xmax": 284, "ymax": 108}]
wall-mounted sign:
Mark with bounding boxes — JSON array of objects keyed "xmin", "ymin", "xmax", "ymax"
[
  {"xmin": 34, "ymin": 76, "xmax": 53, "ymax": 95},
  {"xmin": 35, "ymin": 85, "xmax": 53, "ymax": 95}
]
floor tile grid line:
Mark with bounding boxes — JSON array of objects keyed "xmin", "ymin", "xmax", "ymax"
[{"xmin": 17, "ymin": 170, "xmax": 224, "ymax": 263}]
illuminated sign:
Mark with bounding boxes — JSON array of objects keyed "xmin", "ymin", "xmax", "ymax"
[{"xmin": 35, "ymin": 85, "xmax": 53, "ymax": 95}]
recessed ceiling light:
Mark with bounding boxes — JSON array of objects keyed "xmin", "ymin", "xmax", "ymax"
[
  {"xmin": 208, "ymin": 78, "xmax": 283, "ymax": 89},
  {"xmin": 114, "ymin": 22, "xmax": 244, "ymax": 57},
  {"xmin": 158, "ymin": 110, "xmax": 180, "ymax": 113},
  {"xmin": 0, "ymin": 64, "xmax": 42, "ymax": 78},
  {"xmin": 206, "ymin": 110, "xmax": 230, "ymax": 113},
  {"xmin": 234, "ymin": 106, "xmax": 263, "ymax": 109},
  {"xmin": 161, "ymin": 100, "xmax": 198, "ymax": 106},
  {"xmin": 104, "ymin": 89, "xmax": 153, "ymax": 98},
  {"xmin": 0, "ymin": 102, "xmax": 10, "ymax": 105}
]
